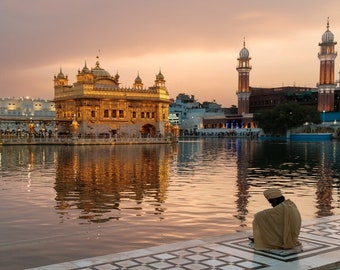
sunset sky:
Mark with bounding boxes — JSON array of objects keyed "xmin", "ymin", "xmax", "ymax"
[{"xmin": 1, "ymin": 0, "xmax": 340, "ymax": 107}]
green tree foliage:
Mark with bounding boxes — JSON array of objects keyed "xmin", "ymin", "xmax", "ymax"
[{"xmin": 254, "ymin": 102, "xmax": 321, "ymax": 135}]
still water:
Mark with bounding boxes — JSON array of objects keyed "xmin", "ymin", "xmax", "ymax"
[{"xmin": 1, "ymin": 138, "xmax": 339, "ymax": 269}]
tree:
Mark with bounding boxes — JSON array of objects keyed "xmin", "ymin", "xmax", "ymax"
[{"xmin": 254, "ymin": 102, "xmax": 321, "ymax": 135}]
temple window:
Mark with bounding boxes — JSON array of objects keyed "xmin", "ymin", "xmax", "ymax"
[
  {"xmin": 104, "ymin": 110, "xmax": 109, "ymax": 118},
  {"xmin": 119, "ymin": 110, "xmax": 124, "ymax": 118},
  {"xmin": 111, "ymin": 110, "xmax": 117, "ymax": 118}
]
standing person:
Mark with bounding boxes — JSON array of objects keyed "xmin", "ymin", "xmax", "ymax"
[{"xmin": 252, "ymin": 188, "xmax": 302, "ymax": 251}]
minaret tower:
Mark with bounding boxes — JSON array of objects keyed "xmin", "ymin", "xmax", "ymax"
[
  {"xmin": 318, "ymin": 18, "xmax": 337, "ymax": 112},
  {"xmin": 236, "ymin": 38, "xmax": 252, "ymax": 114}
]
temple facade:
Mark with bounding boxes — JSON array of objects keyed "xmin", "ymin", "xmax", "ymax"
[{"xmin": 54, "ymin": 58, "xmax": 171, "ymax": 137}]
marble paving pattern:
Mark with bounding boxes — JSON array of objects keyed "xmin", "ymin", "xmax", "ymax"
[{"xmin": 27, "ymin": 215, "xmax": 340, "ymax": 270}]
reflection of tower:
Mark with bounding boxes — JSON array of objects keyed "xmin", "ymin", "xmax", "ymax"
[
  {"xmin": 233, "ymin": 139, "xmax": 251, "ymax": 227},
  {"xmin": 236, "ymin": 39, "xmax": 252, "ymax": 115},
  {"xmin": 318, "ymin": 18, "xmax": 337, "ymax": 112},
  {"xmin": 315, "ymin": 145, "xmax": 334, "ymax": 217}
]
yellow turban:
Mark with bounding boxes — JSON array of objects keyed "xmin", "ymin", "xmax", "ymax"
[{"xmin": 263, "ymin": 188, "xmax": 282, "ymax": 200}]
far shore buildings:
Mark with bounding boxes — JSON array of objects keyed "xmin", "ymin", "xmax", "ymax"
[
  {"xmin": 0, "ymin": 97, "xmax": 55, "ymax": 136},
  {"xmin": 53, "ymin": 58, "xmax": 172, "ymax": 137},
  {"xmin": 1, "ymin": 20, "xmax": 339, "ymax": 138},
  {"xmin": 176, "ymin": 19, "xmax": 340, "ymax": 135},
  {"xmin": 235, "ymin": 19, "xmax": 340, "ymax": 123}
]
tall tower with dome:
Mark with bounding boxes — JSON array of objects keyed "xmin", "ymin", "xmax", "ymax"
[
  {"xmin": 318, "ymin": 18, "xmax": 337, "ymax": 112},
  {"xmin": 236, "ymin": 39, "xmax": 252, "ymax": 115}
]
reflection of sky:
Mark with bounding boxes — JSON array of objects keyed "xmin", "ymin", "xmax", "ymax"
[{"xmin": 0, "ymin": 140, "xmax": 339, "ymax": 248}]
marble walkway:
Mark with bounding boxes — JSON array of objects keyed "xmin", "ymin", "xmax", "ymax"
[{"xmin": 27, "ymin": 215, "xmax": 340, "ymax": 270}]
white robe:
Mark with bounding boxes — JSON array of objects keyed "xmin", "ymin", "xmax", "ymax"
[{"xmin": 252, "ymin": 199, "xmax": 301, "ymax": 250}]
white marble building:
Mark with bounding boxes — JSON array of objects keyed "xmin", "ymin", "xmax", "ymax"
[{"xmin": 0, "ymin": 97, "xmax": 55, "ymax": 136}]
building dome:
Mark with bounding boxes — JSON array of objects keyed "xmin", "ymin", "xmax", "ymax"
[
  {"xmin": 135, "ymin": 74, "xmax": 142, "ymax": 84},
  {"xmin": 239, "ymin": 39, "xmax": 250, "ymax": 59},
  {"xmin": 114, "ymin": 72, "xmax": 120, "ymax": 81},
  {"xmin": 156, "ymin": 70, "xmax": 164, "ymax": 81},
  {"xmin": 239, "ymin": 46, "xmax": 249, "ymax": 59},
  {"xmin": 91, "ymin": 60, "xmax": 111, "ymax": 78},
  {"xmin": 56, "ymin": 68, "xmax": 65, "ymax": 79},
  {"xmin": 81, "ymin": 61, "xmax": 91, "ymax": 74},
  {"xmin": 322, "ymin": 29, "xmax": 334, "ymax": 43},
  {"xmin": 322, "ymin": 19, "xmax": 335, "ymax": 43}
]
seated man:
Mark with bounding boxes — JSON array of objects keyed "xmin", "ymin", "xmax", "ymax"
[{"xmin": 252, "ymin": 188, "xmax": 302, "ymax": 251}]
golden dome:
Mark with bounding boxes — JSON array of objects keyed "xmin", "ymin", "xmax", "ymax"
[
  {"xmin": 135, "ymin": 73, "xmax": 142, "ymax": 84},
  {"xmin": 91, "ymin": 60, "xmax": 111, "ymax": 78}
]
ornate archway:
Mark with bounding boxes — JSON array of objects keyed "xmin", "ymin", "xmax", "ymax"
[{"xmin": 140, "ymin": 124, "xmax": 155, "ymax": 137}]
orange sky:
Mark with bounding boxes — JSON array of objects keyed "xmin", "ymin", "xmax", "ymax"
[{"xmin": 1, "ymin": 0, "xmax": 340, "ymax": 107}]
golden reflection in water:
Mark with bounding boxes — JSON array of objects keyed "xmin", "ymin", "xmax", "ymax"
[
  {"xmin": 315, "ymin": 145, "xmax": 335, "ymax": 217},
  {"xmin": 0, "ymin": 140, "xmax": 338, "ymax": 232},
  {"xmin": 54, "ymin": 145, "xmax": 176, "ymax": 223},
  {"xmin": 50, "ymin": 140, "xmax": 339, "ymax": 224}
]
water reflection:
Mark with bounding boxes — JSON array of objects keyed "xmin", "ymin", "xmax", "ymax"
[
  {"xmin": 234, "ymin": 139, "xmax": 253, "ymax": 227},
  {"xmin": 0, "ymin": 139, "xmax": 339, "ymax": 230},
  {"xmin": 2, "ymin": 139, "xmax": 340, "ymax": 270},
  {"xmin": 54, "ymin": 145, "xmax": 176, "ymax": 223},
  {"xmin": 0, "ymin": 139, "xmax": 340, "ymax": 227},
  {"xmin": 247, "ymin": 141, "xmax": 340, "ymax": 218}
]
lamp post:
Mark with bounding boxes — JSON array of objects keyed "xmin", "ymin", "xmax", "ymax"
[
  {"xmin": 322, "ymin": 110, "xmax": 325, "ymax": 124},
  {"xmin": 54, "ymin": 125, "xmax": 58, "ymax": 139}
]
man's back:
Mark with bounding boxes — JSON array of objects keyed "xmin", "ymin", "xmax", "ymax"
[{"xmin": 253, "ymin": 199, "xmax": 301, "ymax": 250}]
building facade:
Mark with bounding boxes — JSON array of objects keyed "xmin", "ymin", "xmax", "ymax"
[
  {"xmin": 249, "ymin": 86, "xmax": 318, "ymax": 113},
  {"xmin": 236, "ymin": 19, "xmax": 340, "ymax": 116},
  {"xmin": 169, "ymin": 93, "xmax": 227, "ymax": 135},
  {"xmin": 0, "ymin": 97, "xmax": 55, "ymax": 137},
  {"xmin": 54, "ymin": 58, "xmax": 171, "ymax": 138}
]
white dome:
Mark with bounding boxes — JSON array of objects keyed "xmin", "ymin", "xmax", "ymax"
[
  {"xmin": 239, "ymin": 47, "xmax": 249, "ymax": 59},
  {"xmin": 322, "ymin": 29, "xmax": 334, "ymax": 43},
  {"xmin": 322, "ymin": 19, "xmax": 335, "ymax": 43}
]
